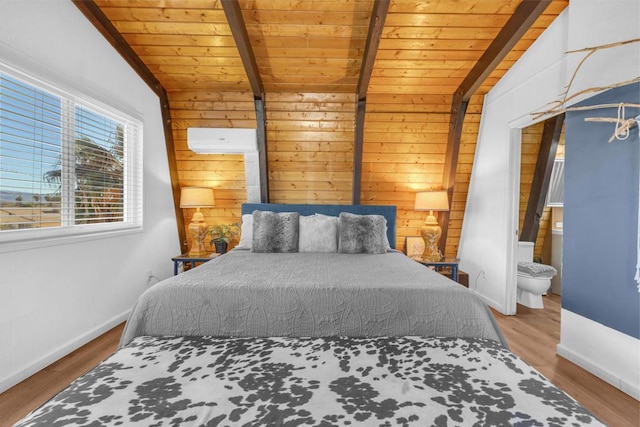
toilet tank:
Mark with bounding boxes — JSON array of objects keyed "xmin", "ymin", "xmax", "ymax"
[{"xmin": 518, "ymin": 241, "xmax": 535, "ymax": 262}]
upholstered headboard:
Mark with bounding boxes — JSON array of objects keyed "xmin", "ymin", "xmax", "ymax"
[{"xmin": 241, "ymin": 203, "xmax": 397, "ymax": 249}]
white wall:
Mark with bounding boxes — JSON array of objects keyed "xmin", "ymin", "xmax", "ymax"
[
  {"xmin": 459, "ymin": 0, "xmax": 640, "ymax": 396},
  {"xmin": 459, "ymin": 9, "xmax": 571, "ymax": 314},
  {"xmin": 0, "ymin": 1, "xmax": 180, "ymax": 392}
]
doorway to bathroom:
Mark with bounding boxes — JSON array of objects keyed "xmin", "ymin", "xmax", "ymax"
[{"xmin": 518, "ymin": 117, "xmax": 565, "ymax": 302}]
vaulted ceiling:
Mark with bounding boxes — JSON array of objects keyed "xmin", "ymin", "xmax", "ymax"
[
  {"xmin": 74, "ymin": 0, "xmax": 568, "ymax": 255},
  {"xmin": 83, "ymin": 0, "xmax": 566, "ymax": 95}
]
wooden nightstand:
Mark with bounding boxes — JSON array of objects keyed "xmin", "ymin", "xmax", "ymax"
[
  {"xmin": 438, "ymin": 269, "xmax": 469, "ymax": 288},
  {"xmin": 410, "ymin": 256, "xmax": 461, "ymax": 284},
  {"xmin": 171, "ymin": 253, "xmax": 220, "ymax": 275}
]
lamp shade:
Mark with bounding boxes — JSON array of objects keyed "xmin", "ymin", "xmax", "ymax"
[
  {"xmin": 415, "ymin": 191, "xmax": 449, "ymax": 211},
  {"xmin": 180, "ymin": 187, "xmax": 215, "ymax": 208}
]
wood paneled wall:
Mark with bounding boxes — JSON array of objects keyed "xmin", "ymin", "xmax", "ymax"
[
  {"xmin": 170, "ymin": 90, "xmax": 255, "ymax": 251},
  {"xmin": 171, "ymin": 88, "xmax": 483, "ymax": 256},
  {"xmin": 89, "ymin": 0, "xmax": 569, "ymax": 257},
  {"xmin": 88, "ymin": 0, "xmax": 570, "ymax": 256},
  {"xmin": 266, "ymin": 92, "xmax": 357, "ymax": 204},
  {"xmin": 519, "ymin": 121, "xmax": 565, "ymax": 262},
  {"xmin": 520, "ymin": 121, "xmax": 547, "ymax": 260},
  {"xmin": 363, "ymin": 94, "xmax": 484, "ymax": 255}
]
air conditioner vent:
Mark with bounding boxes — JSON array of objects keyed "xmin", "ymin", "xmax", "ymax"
[{"xmin": 187, "ymin": 128, "xmax": 257, "ymax": 153}]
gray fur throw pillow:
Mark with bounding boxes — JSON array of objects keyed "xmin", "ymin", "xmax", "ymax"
[
  {"xmin": 338, "ymin": 212, "xmax": 387, "ymax": 254},
  {"xmin": 251, "ymin": 211, "xmax": 300, "ymax": 253}
]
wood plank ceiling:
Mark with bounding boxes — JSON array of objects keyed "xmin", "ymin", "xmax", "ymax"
[{"xmin": 80, "ymin": 0, "xmax": 568, "ymax": 256}]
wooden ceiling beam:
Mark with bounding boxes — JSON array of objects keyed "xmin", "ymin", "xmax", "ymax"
[
  {"xmin": 353, "ymin": 0, "xmax": 389, "ymax": 204},
  {"xmin": 72, "ymin": 1, "xmax": 162, "ymax": 98},
  {"xmin": 357, "ymin": 0, "xmax": 389, "ymax": 102},
  {"xmin": 72, "ymin": 0, "xmax": 188, "ymax": 253},
  {"xmin": 221, "ymin": 0, "xmax": 264, "ymax": 99},
  {"xmin": 438, "ymin": 0, "xmax": 552, "ymax": 254},
  {"xmin": 457, "ymin": 0, "xmax": 553, "ymax": 102},
  {"xmin": 521, "ymin": 113, "xmax": 565, "ymax": 242},
  {"xmin": 221, "ymin": 0, "xmax": 269, "ymax": 202}
]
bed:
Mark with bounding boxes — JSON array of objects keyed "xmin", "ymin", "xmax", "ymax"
[{"xmin": 14, "ymin": 204, "xmax": 604, "ymax": 426}]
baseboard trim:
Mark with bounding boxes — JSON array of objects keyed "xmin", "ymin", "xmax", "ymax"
[
  {"xmin": 471, "ymin": 289, "xmax": 507, "ymax": 315},
  {"xmin": 557, "ymin": 343, "xmax": 640, "ymax": 400},
  {"xmin": 558, "ymin": 309, "xmax": 640, "ymax": 400},
  {"xmin": 0, "ymin": 310, "xmax": 130, "ymax": 394}
]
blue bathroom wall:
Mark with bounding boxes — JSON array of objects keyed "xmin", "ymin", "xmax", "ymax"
[{"xmin": 564, "ymin": 83, "xmax": 640, "ymax": 339}]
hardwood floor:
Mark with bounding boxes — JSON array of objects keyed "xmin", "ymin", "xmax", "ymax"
[
  {"xmin": 1, "ymin": 295, "xmax": 638, "ymax": 426},
  {"xmin": 0, "ymin": 324, "xmax": 125, "ymax": 427},
  {"xmin": 493, "ymin": 294, "xmax": 639, "ymax": 427}
]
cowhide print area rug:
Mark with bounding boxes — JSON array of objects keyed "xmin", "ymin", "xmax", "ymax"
[{"xmin": 15, "ymin": 335, "xmax": 603, "ymax": 426}]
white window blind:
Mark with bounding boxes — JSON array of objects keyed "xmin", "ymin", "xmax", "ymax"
[{"xmin": 0, "ymin": 63, "xmax": 142, "ymax": 243}]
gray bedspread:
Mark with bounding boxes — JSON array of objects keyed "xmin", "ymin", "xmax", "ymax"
[{"xmin": 120, "ymin": 250, "xmax": 506, "ymax": 347}]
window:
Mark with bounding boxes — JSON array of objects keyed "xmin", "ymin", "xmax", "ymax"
[
  {"xmin": 0, "ymin": 63, "xmax": 142, "ymax": 244},
  {"xmin": 546, "ymin": 159, "xmax": 564, "ymax": 207}
]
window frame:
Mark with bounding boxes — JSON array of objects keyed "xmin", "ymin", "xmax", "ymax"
[
  {"xmin": 0, "ymin": 61, "xmax": 143, "ymax": 250},
  {"xmin": 546, "ymin": 158, "xmax": 564, "ymax": 207}
]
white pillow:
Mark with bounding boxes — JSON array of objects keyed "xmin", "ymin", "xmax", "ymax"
[
  {"xmin": 383, "ymin": 221, "xmax": 392, "ymax": 250},
  {"xmin": 299, "ymin": 214, "xmax": 339, "ymax": 252},
  {"xmin": 235, "ymin": 214, "xmax": 253, "ymax": 249}
]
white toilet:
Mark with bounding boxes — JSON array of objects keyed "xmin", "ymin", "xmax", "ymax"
[{"xmin": 517, "ymin": 242, "xmax": 557, "ymax": 309}]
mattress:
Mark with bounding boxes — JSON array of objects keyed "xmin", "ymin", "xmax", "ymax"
[
  {"xmin": 15, "ymin": 335, "xmax": 603, "ymax": 426},
  {"xmin": 119, "ymin": 250, "xmax": 506, "ymax": 347}
]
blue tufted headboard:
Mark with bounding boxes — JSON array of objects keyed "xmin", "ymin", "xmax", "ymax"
[{"xmin": 241, "ymin": 203, "xmax": 397, "ymax": 249}]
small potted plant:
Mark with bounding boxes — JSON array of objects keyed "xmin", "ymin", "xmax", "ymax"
[{"xmin": 208, "ymin": 223, "xmax": 239, "ymax": 254}]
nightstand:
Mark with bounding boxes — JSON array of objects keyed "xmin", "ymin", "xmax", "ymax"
[
  {"xmin": 171, "ymin": 253, "xmax": 220, "ymax": 275},
  {"xmin": 410, "ymin": 256, "xmax": 460, "ymax": 283}
]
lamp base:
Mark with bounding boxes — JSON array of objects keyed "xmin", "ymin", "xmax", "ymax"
[
  {"xmin": 420, "ymin": 223, "xmax": 443, "ymax": 262},
  {"xmin": 188, "ymin": 220, "xmax": 208, "ymax": 257}
]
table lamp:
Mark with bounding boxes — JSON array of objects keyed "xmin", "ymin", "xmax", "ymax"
[
  {"xmin": 415, "ymin": 191, "xmax": 449, "ymax": 261},
  {"xmin": 180, "ymin": 187, "xmax": 215, "ymax": 256}
]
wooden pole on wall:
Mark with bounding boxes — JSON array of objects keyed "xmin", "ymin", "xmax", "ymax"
[
  {"xmin": 222, "ymin": 0, "xmax": 269, "ymax": 202},
  {"xmin": 521, "ymin": 113, "xmax": 565, "ymax": 242},
  {"xmin": 254, "ymin": 97, "xmax": 269, "ymax": 202},
  {"xmin": 352, "ymin": 99, "xmax": 366, "ymax": 204},
  {"xmin": 352, "ymin": 0, "xmax": 389, "ymax": 204}
]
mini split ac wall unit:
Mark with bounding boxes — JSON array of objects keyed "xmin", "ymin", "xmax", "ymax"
[{"xmin": 187, "ymin": 128, "xmax": 257, "ymax": 154}]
